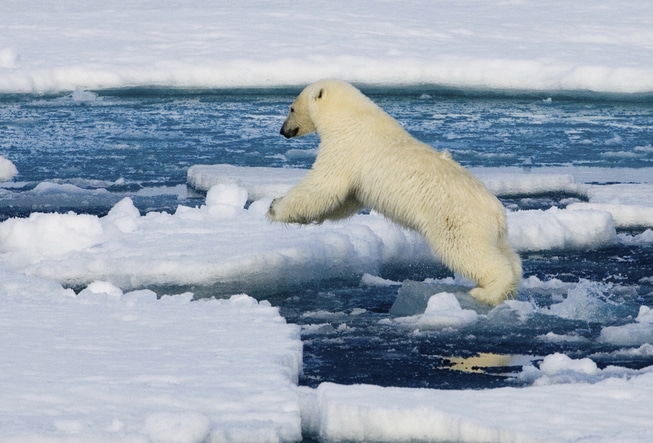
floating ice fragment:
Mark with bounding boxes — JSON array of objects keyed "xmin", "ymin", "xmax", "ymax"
[
  {"xmin": 32, "ymin": 182, "xmax": 89, "ymax": 194},
  {"xmin": 71, "ymin": 88, "xmax": 99, "ymax": 102},
  {"xmin": 520, "ymin": 275, "xmax": 571, "ymax": 291},
  {"xmin": 390, "ymin": 280, "xmax": 476, "ymax": 317},
  {"xmin": 394, "ymin": 292, "xmax": 479, "ymax": 330},
  {"xmin": 538, "ymin": 331, "xmax": 589, "ymax": 343},
  {"xmin": 595, "ymin": 343, "xmax": 653, "ymax": 359},
  {"xmin": 517, "ymin": 353, "xmax": 607, "ymax": 385},
  {"xmin": 619, "ymin": 229, "xmax": 653, "ymax": 245},
  {"xmin": 359, "ymin": 273, "xmax": 398, "ymax": 287},
  {"xmin": 543, "ymin": 280, "xmax": 630, "ymax": 323},
  {"xmin": 418, "ymin": 293, "xmax": 478, "ymax": 329},
  {"xmin": 600, "ymin": 305, "xmax": 653, "ymax": 346},
  {"xmin": 637, "ymin": 306, "xmax": 653, "ymax": 322},
  {"xmin": 0, "ymin": 156, "xmax": 18, "ymax": 182},
  {"xmin": 487, "ymin": 299, "xmax": 535, "ymax": 323},
  {"xmin": 539, "ymin": 353, "xmax": 599, "ymax": 376},
  {"xmin": 302, "ymin": 323, "xmax": 336, "ymax": 335}
]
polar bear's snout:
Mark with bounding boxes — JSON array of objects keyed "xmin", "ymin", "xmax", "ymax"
[{"xmin": 280, "ymin": 122, "xmax": 299, "ymax": 138}]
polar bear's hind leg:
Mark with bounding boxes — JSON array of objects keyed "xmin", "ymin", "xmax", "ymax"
[
  {"xmin": 468, "ymin": 240, "xmax": 521, "ymax": 306},
  {"xmin": 429, "ymin": 229, "xmax": 521, "ymax": 306}
]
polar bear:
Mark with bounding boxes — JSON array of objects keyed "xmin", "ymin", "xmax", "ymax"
[{"xmin": 268, "ymin": 79, "xmax": 521, "ymax": 305}]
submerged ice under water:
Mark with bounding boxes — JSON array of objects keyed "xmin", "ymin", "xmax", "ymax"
[{"xmin": 1, "ymin": 88, "xmax": 652, "ymax": 390}]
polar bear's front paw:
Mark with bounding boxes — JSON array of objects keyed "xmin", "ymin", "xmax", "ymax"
[{"xmin": 267, "ymin": 198, "xmax": 281, "ymax": 221}]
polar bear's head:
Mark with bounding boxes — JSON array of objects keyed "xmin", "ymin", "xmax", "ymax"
[
  {"xmin": 279, "ymin": 79, "xmax": 371, "ymax": 139},
  {"xmin": 279, "ymin": 82, "xmax": 324, "ymax": 139}
]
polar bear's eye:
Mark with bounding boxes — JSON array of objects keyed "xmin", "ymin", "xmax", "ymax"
[{"xmin": 290, "ymin": 107, "xmax": 295, "ymax": 113}]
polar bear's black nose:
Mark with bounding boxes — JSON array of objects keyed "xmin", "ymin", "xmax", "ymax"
[{"xmin": 280, "ymin": 125, "xmax": 299, "ymax": 138}]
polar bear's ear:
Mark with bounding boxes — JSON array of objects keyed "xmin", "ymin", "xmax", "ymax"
[{"xmin": 313, "ymin": 88, "xmax": 325, "ymax": 101}]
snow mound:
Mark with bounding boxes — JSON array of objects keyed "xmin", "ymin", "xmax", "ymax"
[
  {"xmin": 390, "ymin": 290, "xmax": 480, "ymax": 330},
  {"xmin": 205, "ymin": 183, "xmax": 249, "ymax": 219},
  {"xmin": 0, "ymin": 211, "xmax": 103, "ymax": 256},
  {"xmin": 414, "ymin": 292, "xmax": 479, "ymax": 329}
]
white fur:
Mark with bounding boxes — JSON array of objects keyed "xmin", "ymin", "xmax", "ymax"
[{"xmin": 268, "ymin": 79, "xmax": 521, "ymax": 305}]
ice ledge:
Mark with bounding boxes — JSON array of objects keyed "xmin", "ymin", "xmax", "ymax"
[
  {"xmin": 299, "ymin": 376, "xmax": 653, "ymax": 443},
  {"xmin": 0, "ymin": 284, "xmax": 303, "ymax": 443}
]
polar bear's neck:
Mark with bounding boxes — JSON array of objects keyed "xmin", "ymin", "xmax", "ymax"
[{"xmin": 316, "ymin": 97, "xmax": 408, "ymax": 141}]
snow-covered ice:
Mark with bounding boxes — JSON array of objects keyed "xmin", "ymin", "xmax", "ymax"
[
  {"xmin": 0, "ymin": 193, "xmax": 433, "ymax": 293},
  {"xmin": 1, "ymin": 166, "xmax": 651, "ymax": 295},
  {"xmin": 2, "ymin": 1, "xmax": 653, "ymax": 441},
  {"xmin": 1, "ymin": 275, "xmax": 303, "ymax": 442},
  {"xmin": 187, "ymin": 164, "xmax": 306, "ymax": 202},
  {"xmin": 299, "ymin": 370, "xmax": 653, "ymax": 443},
  {"xmin": 1, "ymin": 166, "xmax": 653, "ymax": 441},
  {"xmin": 601, "ymin": 306, "xmax": 653, "ymax": 347},
  {"xmin": 2, "ymin": 0, "xmax": 653, "ymax": 95}
]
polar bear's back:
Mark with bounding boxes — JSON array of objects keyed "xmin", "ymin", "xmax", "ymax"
[
  {"xmin": 311, "ymin": 81, "xmax": 506, "ymax": 233},
  {"xmin": 356, "ymin": 141, "xmax": 506, "ymax": 236}
]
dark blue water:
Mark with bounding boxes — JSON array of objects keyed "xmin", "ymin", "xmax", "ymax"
[
  {"xmin": 1, "ymin": 88, "xmax": 652, "ymax": 389},
  {"xmin": 2, "ymin": 88, "xmax": 652, "ymax": 187}
]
